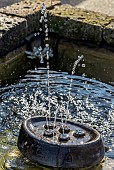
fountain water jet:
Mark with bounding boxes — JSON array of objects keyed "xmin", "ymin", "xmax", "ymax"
[
  {"xmin": 25, "ymin": 3, "xmax": 53, "ymax": 62},
  {"xmin": 59, "ymin": 55, "xmax": 84, "ymax": 141},
  {"xmin": 17, "ymin": 3, "xmax": 105, "ymax": 169},
  {"xmin": 17, "ymin": 57, "xmax": 105, "ymax": 168}
]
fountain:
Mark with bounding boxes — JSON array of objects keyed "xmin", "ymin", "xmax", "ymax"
[
  {"xmin": 24, "ymin": 3, "xmax": 53, "ymax": 63},
  {"xmin": 17, "ymin": 4, "xmax": 105, "ymax": 169}
]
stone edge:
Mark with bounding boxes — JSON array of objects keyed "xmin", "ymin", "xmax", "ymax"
[{"xmin": 0, "ymin": 1, "xmax": 114, "ymax": 56}]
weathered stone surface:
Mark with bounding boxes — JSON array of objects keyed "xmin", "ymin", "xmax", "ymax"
[
  {"xmin": 48, "ymin": 5, "xmax": 114, "ymax": 45},
  {"xmin": 0, "ymin": 0, "xmax": 60, "ymax": 56},
  {"xmin": 49, "ymin": 15, "xmax": 102, "ymax": 45},
  {"xmin": 0, "ymin": 0, "xmax": 61, "ymax": 34},
  {"xmin": 103, "ymin": 21, "xmax": 114, "ymax": 46},
  {"xmin": 49, "ymin": 5, "xmax": 113, "ymax": 26},
  {"xmin": 0, "ymin": 0, "xmax": 61, "ymax": 17},
  {"xmin": 1, "ymin": 1, "xmax": 114, "ymax": 56},
  {"xmin": 102, "ymin": 157, "xmax": 114, "ymax": 170},
  {"xmin": 0, "ymin": 13, "xmax": 26, "ymax": 56}
]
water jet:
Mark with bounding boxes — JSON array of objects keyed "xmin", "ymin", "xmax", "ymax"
[{"xmin": 17, "ymin": 4, "xmax": 105, "ymax": 169}]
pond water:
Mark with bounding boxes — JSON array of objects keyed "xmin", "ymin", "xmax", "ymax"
[{"xmin": 0, "ymin": 38, "xmax": 114, "ymax": 169}]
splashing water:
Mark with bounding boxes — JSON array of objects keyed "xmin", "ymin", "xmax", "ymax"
[
  {"xmin": 25, "ymin": 3, "xmax": 53, "ymax": 61},
  {"xmin": 44, "ymin": 55, "xmax": 84, "ymax": 134},
  {"xmin": 0, "ymin": 67, "xmax": 114, "ymax": 169}
]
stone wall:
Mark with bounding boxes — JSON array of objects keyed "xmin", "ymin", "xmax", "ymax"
[
  {"xmin": 0, "ymin": 13, "xmax": 26, "ymax": 55},
  {"xmin": 0, "ymin": 0, "xmax": 114, "ymax": 56},
  {"xmin": 0, "ymin": 0, "xmax": 60, "ymax": 56},
  {"xmin": 48, "ymin": 5, "xmax": 114, "ymax": 47}
]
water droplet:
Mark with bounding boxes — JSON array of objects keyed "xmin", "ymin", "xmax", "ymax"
[{"xmin": 82, "ymin": 64, "xmax": 85, "ymax": 67}]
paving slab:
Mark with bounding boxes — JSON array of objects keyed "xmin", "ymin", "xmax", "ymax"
[
  {"xmin": 0, "ymin": 0, "xmax": 22, "ymax": 8},
  {"xmin": 61, "ymin": 0, "xmax": 114, "ymax": 17},
  {"xmin": 0, "ymin": 0, "xmax": 58, "ymax": 17},
  {"xmin": 1, "ymin": 0, "xmax": 114, "ymax": 17}
]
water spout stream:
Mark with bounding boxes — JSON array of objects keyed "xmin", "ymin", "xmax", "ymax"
[{"xmin": 65, "ymin": 55, "xmax": 84, "ymax": 125}]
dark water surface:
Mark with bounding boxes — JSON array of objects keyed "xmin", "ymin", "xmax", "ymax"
[{"xmin": 0, "ymin": 39, "xmax": 114, "ymax": 169}]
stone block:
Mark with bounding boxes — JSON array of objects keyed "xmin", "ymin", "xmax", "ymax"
[
  {"xmin": 49, "ymin": 15, "xmax": 102, "ymax": 45},
  {"xmin": 0, "ymin": 0, "xmax": 61, "ymax": 34},
  {"xmin": 0, "ymin": 0, "xmax": 60, "ymax": 56},
  {"xmin": 48, "ymin": 5, "xmax": 114, "ymax": 45},
  {"xmin": 103, "ymin": 22, "xmax": 114, "ymax": 46},
  {"xmin": 0, "ymin": 13, "xmax": 26, "ymax": 56}
]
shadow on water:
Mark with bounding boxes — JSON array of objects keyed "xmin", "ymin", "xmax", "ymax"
[{"xmin": 0, "ymin": 37, "xmax": 114, "ymax": 169}]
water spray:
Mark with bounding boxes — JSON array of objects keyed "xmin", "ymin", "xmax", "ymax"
[
  {"xmin": 65, "ymin": 55, "xmax": 84, "ymax": 125},
  {"xmin": 25, "ymin": 3, "xmax": 53, "ymax": 61}
]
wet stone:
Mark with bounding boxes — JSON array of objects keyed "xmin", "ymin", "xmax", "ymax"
[
  {"xmin": 0, "ymin": 13, "xmax": 26, "ymax": 56},
  {"xmin": 49, "ymin": 4, "xmax": 113, "ymax": 26},
  {"xmin": 1, "ymin": 0, "xmax": 114, "ymax": 56},
  {"xmin": 0, "ymin": 0, "xmax": 61, "ymax": 56}
]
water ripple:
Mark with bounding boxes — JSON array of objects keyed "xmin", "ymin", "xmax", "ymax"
[{"xmin": 0, "ymin": 68, "xmax": 114, "ymax": 159}]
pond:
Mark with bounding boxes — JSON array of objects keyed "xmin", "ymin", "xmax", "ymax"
[{"xmin": 0, "ymin": 38, "xmax": 114, "ymax": 169}]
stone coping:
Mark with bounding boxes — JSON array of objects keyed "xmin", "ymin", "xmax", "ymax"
[
  {"xmin": 0, "ymin": 0, "xmax": 61, "ymax": 56},
  {"xmin": 0, "ymin": 13, "xmax": 26, "ymax": 56},
  {"xmin": 0, "ymin": 0, "xmax": 114, "ymax": 56},
  {"xmin": 48, "ymin": 4, "xmax": 114, "ymax": 46}
]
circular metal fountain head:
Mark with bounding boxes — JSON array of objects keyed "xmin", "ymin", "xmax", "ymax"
[
  {"xmin": 58, "ymin": 133, "xmax": 70, "ymax": 142},
  {"xmin": 59, "ymin": 125, "xmax": 70, "ymax": 133},
  {"xmin": 44, "ymin": 122, "xmax": 56, "ymax": 129},
  {"xmin": 17, "ymin": 116, "xmax": 105, "ymax": 169},
  {"xmin": 44, "ymin": 129, "xmax": 56, "ymax": 137},
  {"xmin": 73, "ymin": 129, "xmax": 85, "ymax": 137}
]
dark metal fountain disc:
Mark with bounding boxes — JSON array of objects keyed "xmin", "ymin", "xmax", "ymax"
[{"xmin": 17, "ymin": 116, "xmax": 105, "ymax": 169}]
